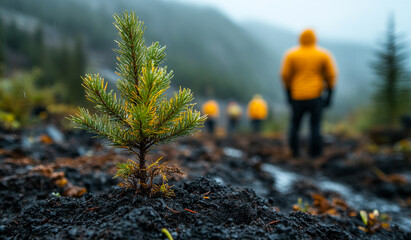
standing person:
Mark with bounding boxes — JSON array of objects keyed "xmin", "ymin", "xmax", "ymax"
[
  {"xmin": 247, "ymin": 94, "xmax": 268, "ymax": 133},
  {"xmin": 202, "ymin": 99, "xmax": 219, "ymax": 134},
  {"xmin": 281, "ymin": 29, "xmax": 337, "ymax": 158},
  {"xmin": 227, "ymin": 101, "xmax": 242, "ymax": 134}
]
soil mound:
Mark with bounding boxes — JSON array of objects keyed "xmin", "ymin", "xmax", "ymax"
[{"xmin": 2, "ymin": 178, "xmax": 409, "ymax": 240}]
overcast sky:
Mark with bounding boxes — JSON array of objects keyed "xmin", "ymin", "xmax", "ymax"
[{"xmin": 170, "ymin": 0, "xmax": 411, "ymax": 44}]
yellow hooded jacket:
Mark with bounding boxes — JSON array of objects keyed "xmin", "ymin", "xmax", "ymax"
[
  {"xmin": 247, "ymin": 95, "xmax": 268, "ymax": 120},
  {"xmin": 202, "ymin": 100, "xmax": 219, "ymax": 119},
  {"xmin": 281, "ymin": 29, "xmax": 337, "ymax": 100},
  {"xmin": 227, "ymin": 102, "xmax": 242, "ymax": 120}
]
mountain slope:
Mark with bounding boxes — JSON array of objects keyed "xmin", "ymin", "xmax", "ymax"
[{"xmin": 0, "ymin": 0, "xmax": 275, "ymax": 102}]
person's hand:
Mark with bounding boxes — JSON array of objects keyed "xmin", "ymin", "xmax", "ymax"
[
  {"xmin": 323, "ymin": 96, "xmax": 331, "ymax": 108},
  {"xmin": 323, "ymin": 89, "xmax": 333, "ymax": 108},
  {"xmin": 286, "ymin": 89, "xmax": 293, "ymax": 105}
]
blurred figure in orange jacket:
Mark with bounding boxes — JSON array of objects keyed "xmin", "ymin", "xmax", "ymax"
[
  {"xmin": 281, "ymin": 29, "xmax": 337, "ymax": 158},
  {"xmin": 226, "ymin": 101, "xmax": 242, "ymax": 134},
  {"xmin": 247, "ymin": 94, "xmax": 268, "ymax": 133},
  {"xmin": 202, "ymin": 100, "xmax": 219, "ymax": 134}
]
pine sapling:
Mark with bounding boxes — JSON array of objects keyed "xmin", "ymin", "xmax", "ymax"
[{"xmin": 70, "ymin": 11, "xmax": 206, "ymax": 197}]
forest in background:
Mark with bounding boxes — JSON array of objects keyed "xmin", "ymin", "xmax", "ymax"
[
  {"xmin": 0, "ymin": 0, "xmax": 272, "ymax": 102},
  {"xmin": 0, "ymin": 0, "xmax": 410, "ymax": 131}
]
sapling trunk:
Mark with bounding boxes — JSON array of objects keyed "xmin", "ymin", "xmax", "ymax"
[{"xmin": 138, "ymin": 145, "xmax": 148, "ymax": 194}]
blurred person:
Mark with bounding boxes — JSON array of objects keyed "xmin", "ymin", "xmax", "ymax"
[
  {"xmin": 226, "ymin": 101, "xmax": 243, "ymax": 134},
  {"xmin": 247, "ymin": 94, "xmax": 268, "ymax": 133},
  {"xmin": 281, "ymin": 29, "xmax": 337, "ymax": 158},
  {"xmin": 202, "ymin": 99, "xmax": 219, "ymax": 134}
]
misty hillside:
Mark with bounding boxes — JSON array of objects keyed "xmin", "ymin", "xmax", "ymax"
[
  {"xmin": 0, "ymin": 0, "xmax": 377, "ymax": 116},
  {"xmin": 0, "ymin": 0, "xmax": 275, "ymax": 102}
]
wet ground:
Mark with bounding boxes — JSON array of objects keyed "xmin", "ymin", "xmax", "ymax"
[{"xmin": 0, "ymin": 125, "xmax": 410, "ymax": 239}]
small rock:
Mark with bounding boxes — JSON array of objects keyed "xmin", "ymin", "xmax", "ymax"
[{"xmin": 46, "ymin": 125, "xmax": 64, "ymax": 144}]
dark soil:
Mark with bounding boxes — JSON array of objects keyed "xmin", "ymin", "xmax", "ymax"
[
  {"xmin": 2, "ymin": 178, "xmax": 407, "ymax": 240},
  {"xmin": 1, "ymin": 126, "xmax": 411, "ymax": 239}
]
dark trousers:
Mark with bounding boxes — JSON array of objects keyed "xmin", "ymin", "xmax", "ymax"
[
  {"xmin": 251, "ymin": 119, "xmax": 262, "ymax": 133},
  {"xmin": 289, "ymin": 98, "xmax": 323, "ymax": 158},
  {"xmin": 206, "ymin": 119, "xmax": 216, "ymax": 134},
  {"xmin": 228, "ymin": 118, "xmax": 239, "ymax": 134}
]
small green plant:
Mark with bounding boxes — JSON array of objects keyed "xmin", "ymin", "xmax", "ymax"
[
  {"xmin": 70, "ymin": 11, "xmax": 206, "ymax": 197},
  {"xmin": 51, "ymin": 192, "xmax": 61, "ymax": 197},
  {"xmin": 358, "ymin": 209, "xmax": 390, "ymax": 233},
  {"xmin": 293, "ymin": 197, "xmax": 309, "ymax": 213}
]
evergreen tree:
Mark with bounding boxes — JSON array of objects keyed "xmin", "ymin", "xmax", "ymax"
[
  {"xmin": 53, "ymin": 42, "xmax": 72, "ymax": 100},
  {"xmin": 0, "ymin": 16, "xmax": 5, "ymax": 76},
  {"xmin": 37, "ymin": 47, "xmax": 58, "ymax": 87},
  {"xmin": 30, "ymin": 25, "xmax": 45, "ymax": 67},
  {"xmin": 67, "ymin": 36, "xmax": 87, "ymax": 103},
  {"xmin": 4, "ymin": 21, "xmax": 31, "ymax": 69},
  {"xmin": 372, "ymin": 17, "xmax": 409, "ymax": 126},
  {"xmin": 6, "ymin": 21, "xmax": 21, "ymax": 50},
  {"xmin": 70, "ymin": 11, "xmax": 206, "ymax": 197}
]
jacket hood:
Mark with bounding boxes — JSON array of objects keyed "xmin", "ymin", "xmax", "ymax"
[{"xmin": 299, "ymin": 29, "xmax": 316, "ymax": 46}]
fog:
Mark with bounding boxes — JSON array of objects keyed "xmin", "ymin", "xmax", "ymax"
[{"xmin": 171, "ymin": 0, "xmax": 411, "ymax": 45}]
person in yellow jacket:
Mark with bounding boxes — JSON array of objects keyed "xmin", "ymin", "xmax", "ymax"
[
  {"xmin": 226, "ymin": 101, "xmax": 242, "ymax": 134},
  {"xmin": 281, "ymin": 29, "xmax": 337, "ymax": 158},
  {"xmin": 202, "ymin": 100, "xmax": 219, "ymax": 134},
  {"xmin": 247, "ymin": 94, "xmax": 268, "ymax": 133}
]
